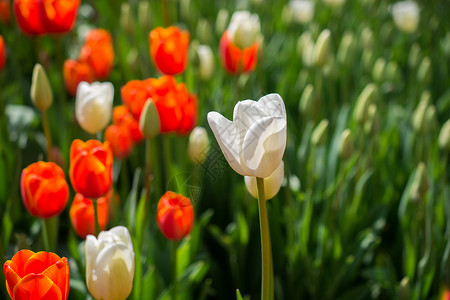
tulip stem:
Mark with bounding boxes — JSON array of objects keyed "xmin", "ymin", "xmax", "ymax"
[
  {"xmin": 42, "ymin": 111, "xmax": 53, "ymax": 162},
  {"xmin": 172, "ymin": 240, "xmax": 178, "ymax": 300},
  {"xmin": 41, "ymin": 219, "xmax": 50, "ymax": 251},
  {"xmin": 162, "ymin": 0, "xmax": 170, "ymax": 26},
  {"xmin": 93, "ymin": 199, "xmax": 100, "ymax": 236},
  {"xmin": 257, "ymin": 177, "xmax": 273, "ymax": 300}
]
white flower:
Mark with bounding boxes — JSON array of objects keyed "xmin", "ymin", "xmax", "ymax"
[
  {"xmin": 245, "ymin": 161, "xmax": 284, "ymax": 200},
  {"xmin": 289, "ymin": 0, "xmax": 314, "ymax": 24},
  {"xmin": 324, "ymin": 0, "xmax": 345, "ymax": 8},
  {"xmin": 197, "ymin": 45, "xmax": 215, "ymax": 80},
  {"xmin": 188, "ymin": 126, "xmax": 210, "ymax": 164},
  {"xmin": 207, "ymin": 93, "xmax": 287, "ymax": 178},
  {"xmin": 390, "ymin": 1, "xmax": 419, "ymax": 33},
  {"xmin": 75, "ymin": 81, "xmax": 114, "ymax": 134},
  {"xmin": 227, "ymin": 11, "xmax": 261, "ymax": 49},
  {"xmin": 85, "ymin": 226, "xmax": 135, "ymax": 300}
]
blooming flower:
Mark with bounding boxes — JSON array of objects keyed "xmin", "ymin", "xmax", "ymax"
[
  {"xmin": 69, "ymin": 139, "xmax": 113, "ymax": 198},
  {"xmin": 244, "ymin": 161, "xmax": 284, "ymax": 200},
  {"xmin": 70, "ymin": 192, "xmax": 110, "ymax": 239},
  {"xmin": 63, "ymin": 60, "xmax": 95, "ymax": 96},
  {"xmin": 80, "ymin": 29, "xmax": 115, "ymax": 80},
  {"xmin": 207, "ymin": 93, "xmax": 287, "ymax": 178},
  {"xmin": 20, "ymin": 161, "xmax": 69, "ymax": 219},
  {"xmin": 149, "ymin": 26, "xmax": 189, "ymax": 75},
  {"xmin": 157, "ymin": 191, "xmax": 194, "ymax": 241},
  {"xmin": 113, "ymin": 105, "xmax": 144, "ymax": 143},
  {"xmin": 390, "ymin": 1, "xmax": 420, "ymax": 33},
  {"xmin": 3, "ymin": 249, "xmax": 70, "ymax": 300},
  {"xmin": 85, "ymin": 226, "xmax": 135, "ymax": 300},
  {"xmin": 75, "ymin": 81, "xmax": 114, "ymax": 134}
]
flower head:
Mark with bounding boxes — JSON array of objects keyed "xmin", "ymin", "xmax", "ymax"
[
  {"xmin": 157, "ymin": 191, "xmax": 194, "ymax": 241},
  {"xmin": 245, "ymin": 161, "xmax": 284, "ymax": 200},
  {"xmin": 390, "ymin": 1, "xmax": 419, "ymax": 33}
]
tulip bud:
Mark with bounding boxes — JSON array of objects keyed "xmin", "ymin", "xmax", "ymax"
[
  {"xmin": 30, "ymin": 64, "xmax": 53, "ymax": 112},
  {"xmin": 120, "ymin": 2, "xmax": 134, "ymax": 35},
  {"xmin": 188, "ymin": 126, "xmax": 210, "ymax": 164},
  {"xmin": 139, "ymin": 99, "xmax": 160, "ymax": 139},
  {"xmin": 417, "ymin": 56, "xmax": 432, "ymax": 85},
  {"xmin": 138, "ymin": 1, "xmax": 151, "ymax": 31},
  {"xmin": 299, "ymin": 84, "xmax": 315, "ymax": 116},
  {"xmin": 324, "ymin": 0, "xmax": 345, "ymax": 8},
  {"xmin": 372, "ymin": 57, "xmax": 386, "ymax": 83},
  {"xmin": 297, "ymin": 31, "xmax": 313, "ymax": 57},
  {"xmin": 127, "ymin": 47, "xmax": 139, "ymax": 72},
  {"xmin": 410, "ymin": 162, "xmax": 428, "ymax": 201},
  {"xmin": 337, "ymin": 32, "xmax": 355, "ymax": 66},
  {"xmin": 364, "ymin": 103, "xmax": 379, "ymax": 135},
  {"xmin": 157, "ymin": 192, "xmax": 194, "ymax": 240},
  {"xmin": 197, "ymin": 45, "xmax": 215, "ymax": 80},
  {"xmin": 180, "ymin": 0, "xmax": 191, "ymax": 22},
  {"xmin": 227, "ymin": 11, "xmax": 261, "ymax": 49},
  {"xmin": 216, "ymin": 9, "xmax": 229, "ymax": 35},
  {"xmin": 412, "ymin": 91, "xmax": 435, "ymax": 134},
  {"xmin": 85, "ymin": 226, "xmax": 135, "ymax": 300},
  {"xmin": 408, "ymin": 43, "xmax": 421, "ymax": 69},
  {"xmin": 289, "ymin": 0, "xmax": 315, "ymax": 25},
  {"xmin": 311, "ymin": 119, "xmax": 329, "ymax": 145},
  {"xmin": 244, "ymin": 161, "xmax": 284, "ymax": 200},
  {"xmin": 390, "ymin": 1, "xmax": 420, "ymax": 33},
  {"xmin": 75, "ymin": 81, "xmax": 114, "ymax": 134},
  {"xmin": 339, "ymin": 129, "xmax": 354, "ymax": 160},
  {"xmin": 439, "ymin": 119, "xmax": 450, "ymax": 152},
  {"xmin": 314, "ymin": 29, "xmax": 331, "ymax": 67},
  {"xmin": 196, "ymin": 18, "xmax": 212, "ymax": 44},
  {"xmin": 302, "ymin": 38, "xmax": 315, "ymax": 68},
  {"xmin": 397, "ymin": 277, "xmax": 411, "ymax": 300},
  {"xmin": 353, "ymin": 83, "xmax": 378, "ymax": 124},
  {"xmin": 360, "ymin": 27, "xmax": 374, "ymax": 49}
]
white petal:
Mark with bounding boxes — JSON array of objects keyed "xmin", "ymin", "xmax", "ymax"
[
  {"xmin": 242, "ymin": 116, "xmax": 287, "ymax": 178},
  {"xmin": 233, "ymin": 100, "xmax": 270, "ymax": 148},
  {"xmin": 257, "ymin": 93, "xmax": 286, "ymax": 119},
  {"xmin": 207, "ymin": 111, "xmax": 245, "ymax": 175},
  {"xmin": 108, "ymin": 226, "xmax": 134, "ymax": 250},
  {"xmin": 244, "ymin": 161, "xmax": 284, "ymax": 200}
]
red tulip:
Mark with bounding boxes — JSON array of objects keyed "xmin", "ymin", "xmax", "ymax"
[
  {"xmin": 4, "ymin": 249, "xmax": 70, "ymax": 300},
  {"xmin": 14, "ymin": 0, "xmax": 79, "ymax": 35},
  {"xmin": 0, "ymin": 0, "xmax": 10, "ymax": 23},
  {"xmin": 0, "ymin": 35, "xmax": 6, "ymax": 70},
  {"xmin": 69, "ymin": 139, "xmax": 113, "ymax": 198},
  {"xmin": 70, "ymin": 192, "xmax": 109, "ymax": 238},
  {"xmin": 120, "ymin": 80, "xmax": 150, "ymax": 120},
  {"xmin": 63, "ymin": 59, "xmax": 95, "ymax": 96},
  {"xmin": 156, "ymin": 191, "xmax": 194, "ymax": 241},
  {"xmin": 149, "ymin": 26, "xmax": 189, "ymax": 75},
  {"xmin": 80, "ymin": 29, "xmax": 114, "ymax": 80},
  {"xmin": 112, "ymin": 105, "xmax": 143, "ymax": 143},
  {"xmin": 105, "ymin": 124, "xmax": 134, "ymax": 159},
  {"xmin": 20, "ymin": 161, "xmax": 69, "ymax": 219},
  {"xmin": 219, "ymin": 30, "xmax": 259, "ymax": 74}
]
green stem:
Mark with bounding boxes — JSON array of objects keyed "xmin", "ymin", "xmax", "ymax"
[
  {"xmin": 145, "ymin": 138, "xmax": 153, "ymax": 215},
  {"xmin": 162, "ymin": 0, "xmax": 170, "ymax": 26},
  {"xmin": 42, "ymin": 111, "xmax": 53, "ymax": 162},
  {"xmin": 163, "ymin": 135, "xmax": 172, "ymax": 188},
  {"xmin": 256, "ymin": 177, "xmax": 273, "ymax": 300},
  {"xmin": 93, "ymin": 198, "xmax": 100, "ymax": 236},
  {"xmin": 172, "ymin": 240, "xmax": 178, "ymax": 300},
  {"xmin": 41, "ymin": 219, "xmax": 50, "ymax": 251}
]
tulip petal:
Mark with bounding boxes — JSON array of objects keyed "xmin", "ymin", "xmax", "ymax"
[
  {"xmin": 257, "ymin": 93, "xmax": 286, "ymax": 119},
  {"xmin": 24, "ymin": 251, "xmax": 60, "ymax": 275},
  {"xmin": 233, "ymin": 100, "xmax": 271, "ymax": 147},
  {"xmin": 242, "ymin": 116, "xmax": 287, "ymax": 178},
  {"xmin": 9, "ymin": 249, "xmax": 35, "ymax": 277},
  {"xmin": 207, "ymin": 111, "xmax": 245, "ymax": 175},
  {"xmin": 244, "ymin": 161, "xmax": 284, "ymax": 200},
  {"xmin": 106, "ymin": 225, "xmax": 134, "ymax": 249},
  {"xmin": 4, "ymin": 262, "xmax": 21, "ymax": 298},
  {"xmin": 42, "ymin": 258, "xmax": 69, "ymax": 300},
  {"xmin": 13, "ymin": 273, "xmax": 62, "ymax": 300}
]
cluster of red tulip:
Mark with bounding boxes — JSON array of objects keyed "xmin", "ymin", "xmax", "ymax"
[
  {"xmin": 64, "ymin": 29, "xmax": 115, "ymax": 95},
  {"xmin": 13, "ymin": 0, "xmax": 79, "ymax": 35}
]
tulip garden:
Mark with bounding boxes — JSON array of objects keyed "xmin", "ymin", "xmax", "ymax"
[{"xmin": 0, "ymin": 0, "xmax": 449, "ymax": 299}]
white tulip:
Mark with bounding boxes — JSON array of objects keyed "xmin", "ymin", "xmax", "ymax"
[
  {"xmin": 188, "ymin": 126, "xmax": 210, "ymax": 164},
  {"xmin": 207, "ymin": 93, "xmax": 287, "ymax": 178},
  {"xmin": 245, "ymin": 161, "xmax": 284, "ymax": 200},
  {"xmin": 76, "ymin": 81, "xmax": 114, "ymax": 134},
  {"xmin": 289, "ymin": 0, "xmax": 314, "ymax": 24},
  {"xmin": 197, "ymin": 45, "xmax": 215, "ymax": 80},
  {"xmin": 227, "ymin": 11, "xmax": 261, "ymax": 49},
  {"xmin": 390, "ymin": 1, "xmax": 419, "ymax": 33},
  {"xmin": 85, "ymin": 226, "xmax": 135, "ymax": 300}
]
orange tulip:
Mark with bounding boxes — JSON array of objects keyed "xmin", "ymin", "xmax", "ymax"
[
  {"xmin": 80, "ymin": 29, "xmax": 114, "ymax": 80},
  {"xmin": 120, "ymin": 80, "xmax": 150, "ymax": 120},
  {"xmin": 0, "ymin": 35, "xmax": 6, "ymax": 70},
  {"xmin": 3, "ymin": 249, "xmax": 70, "ymax": 300},
  {"xmin": 0, "ymin": 0, "xmax": 10, "ymax": 23},
  {"xmin": 219, "ymin": 30, "xmax": 259, "ymax": 74},
  {"xmin": 63, "ymin": 59, "xmax": 94, "ymax": 96},
  {"xmin": 149, "ymin": 26, "xmax": 189, "ymax": 75},
  {"xmin": 20, "ymin": 161, "xmax": 69, "ymax": 219},
  {"xmin": 70, "ymin": 192, "xmax": 109, "ymax": 238},
  {"xmin": 112, "ymin": 105, "xmax": 143, "ymax": 143},
  {"xmin": 156, "ymin": 191, "xmax": 194, "ymax": 241},
  {"xmin": 14, "ymin": 0, "xmax": 79, "ymax": 35},
  {"xmin": 69, "ymin": 139, "xmax": 113, "ymax": 198},
  {"xmin": 105, "ymin": 124, "xmax": 134, "ymax": 159}
]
